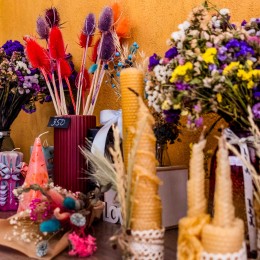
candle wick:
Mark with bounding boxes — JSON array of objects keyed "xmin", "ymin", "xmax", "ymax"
[
  {"xmin": 11, "ymin": 148, "xmax": 20, "ymax": 151},
  {"xmin": 38, "ymin": 131, "xmax": 49, "ymax": 139}
]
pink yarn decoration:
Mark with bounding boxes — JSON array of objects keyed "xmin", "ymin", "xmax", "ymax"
[{"xmin": 68, "ymin": 232, "xmax": 97, "ymax": 257}]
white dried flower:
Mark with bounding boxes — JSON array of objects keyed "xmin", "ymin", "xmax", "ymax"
[
  {"xmin": 212, "ymin": 19, "xmax": 221, "ymax": 28},
  {"xmin": 178, "ymin": 21, "xmax": 191, "ymax": 31},
  {"xmin": 70, "ymin": 213, "xmax": 86, "ymax": 227},
  {"xmin": 171, "ymin": 31, "xmax": 184, "ymax": 42},
  {"xmin": 247, "ymin": 29, "xmax": 256, "ymax": 35},
  {"xmin": 219, "ymin": 8, "xmax": 230, "ymax": 15},
  {"xmin": 36, "ymin": 240, "xmax": 49, "ymax": 257}
]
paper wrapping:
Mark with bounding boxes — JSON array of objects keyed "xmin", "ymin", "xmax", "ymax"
[{"xmin": 0, "ymin": 216, "xmax": 69, "ymax": 260}]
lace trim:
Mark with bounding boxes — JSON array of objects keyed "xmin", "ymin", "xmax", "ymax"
[
  {"xmin": 128, "ymin": 229, "xmax": 164, "ymax": 260},
  {"xmin": 201, "ymin": 242, "xmax": 247, "ymax": 260}
]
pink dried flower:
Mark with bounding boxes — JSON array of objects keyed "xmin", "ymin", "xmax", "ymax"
[{"xmin": 68, "ymin": 232, "xmax": 97, "ymax": 257}]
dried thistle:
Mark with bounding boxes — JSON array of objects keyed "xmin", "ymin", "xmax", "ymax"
[
  {"xmin": 100, "ymin": 32, "xmax": 115, "ymax": 61},
  {"xmin": 98, "ymin": 6, "xmax": 113, "ymax": 32},
  {"xmin": 36, "ymin": 16, "xmax": 49, "ymax": 40},
  {"xmin": 83, "ymin": 13, "xmax": 96, "ymax": 36},
  {"xmin": 45, "ymin": 7, "xmax": 60, "ymax": 28}
]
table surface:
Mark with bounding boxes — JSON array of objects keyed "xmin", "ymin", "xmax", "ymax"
[{"xmin": 0, "ymin": 212, "xmax": 178, "ymax": 259}]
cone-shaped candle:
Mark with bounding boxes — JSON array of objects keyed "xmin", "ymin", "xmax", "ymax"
[
  {"xmin": 130, "ymin": 94, "xmax": 162, "ymax": 230},
  {"xmin": 187, "ymin": 136, "xmax": 207, "ymax": 217},
  {"xmin": 201, "ymin": 136, "xmax": 244, "ymax": 254},
  {"xmin": 120, "ymin": 68, "xmax": 144, "ymax": 168},
  {"xmin": 177, "ymin": 132, "xmax": 210, "ymax": 260},
  {"xmin": 17, "ymin": 135, "xmax": 49, "ymax": 212}
]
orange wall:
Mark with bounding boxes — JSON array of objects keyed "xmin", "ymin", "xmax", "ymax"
[{"xmin": 0, "ymin": 0, "xmax": 259, "ymax": 164}]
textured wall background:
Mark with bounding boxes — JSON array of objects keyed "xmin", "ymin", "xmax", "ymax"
[{"xmin": 0, "ymin": 0, "xmax": 259, "ymax": 166}]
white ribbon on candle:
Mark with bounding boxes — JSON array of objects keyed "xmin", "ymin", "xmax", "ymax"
[
  {"xmin": 224, "ymin": 128, "xmax": 256, "ymax": 252},
  {"xmin": 91, "ymin": 109, "xmax": 122, "ymax": 155}
]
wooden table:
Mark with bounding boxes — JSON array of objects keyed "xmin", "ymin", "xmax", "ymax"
[{"xmin": 0, "ymin": 212, "xmax": 178, "ymax": 259}]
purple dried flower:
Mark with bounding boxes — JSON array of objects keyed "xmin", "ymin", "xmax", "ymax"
[
  {"xmin": 164, "ymin": 47, "xmax": 178, "ymax": 59},
  {"xmin": 45, "ymin": 95, "xmax": 52, "ymax": 102},
  {"xmin": 163, "ymin": 109, "xmax": 180, "ymax": 124},
  {"xmin": 2, "ymin": 40, "xmax": 24, "ymax": 56},
  {"xmin": 100, "ymin": 32, "xmax": 115, "ymax": 61},
  {"xmin": 83, "ymin": 13, "xmax": 96, "ymax": 36},
  {"xmin": 175, "ymin": 81, "xmax": 190, "ymax": 90},
  {"xmin": 45, "ymin": 7, "xmax": 60, "ymax": 28},
  {"xmin": 195, "ymin": 117, "xmax": 203, "ymax": 127},
  {"xmin": 36, "ymin": 16, "xmax": 50, "ymax": 40},
  {"xmin": 98, "ymin": 7, "xmax": 113, "ymax": 32},
  {"xmin": 241, "ymin": 20, "xmax": 247, "ymax": 26},
  {"xmin": 209, "ymin": 64, "xmax": 217, "ymax": 71},
  {"xmin": 252, "ymin": 103, "xmax": 260, "ymax": 119},
  {"xmin": 148, "ymin": 53, "xmax": 160, "ymax": 71}
]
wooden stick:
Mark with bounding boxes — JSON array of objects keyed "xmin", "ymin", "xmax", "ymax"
[
  {"xmin": 83, "ymin": 34, "xmax": 104, "ymax": 115},
  {"xmin": 57, "ymin": 60, "xmax": 68, "ymax": 115},
  {"xmin": 88, "ymin": 66, "xmax": 106, "ymax": 115},
  {"xmin": 41, "ymin": 69, "xmax": 60, "ymax": 116},
  {"xmin": 76, "ymin": 36, "xmax": 90, "ymax": 115},
  {"xmin": 51, "ymin": 72, "xmax": 61, "ymax": 115},
  {"xmin": 65, "ymin": 77, "xmax": 76, "ymax": 112}
]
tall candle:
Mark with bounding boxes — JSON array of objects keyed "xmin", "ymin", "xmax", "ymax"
[
  {"xmin": 130, "ymin": 95, "xmax": 162, "ymax": 230},
  {"xmin": 187, "ymin": 137, "xmax": 207, "ymax": 217},
  {"xmin": 120, "ymin": 68, "xmax": 144, "ymax": 168},
  {"xmin": 0, "ymin": 150, "xmax": 23, "ymax": 211},
  {"xmin": 201, "ymin": 136, "xmax": 244, "ymax": 254},
  {"xmin": 17, "ymin": 136, "xmax": 49, "ymax": 212},
  {"xmin": 177, "ymin": 134, "xmax": 210, "ymax": 260}
]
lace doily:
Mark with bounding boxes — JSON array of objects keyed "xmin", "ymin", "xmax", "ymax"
[
  {"xmin": 201, "ymin": 242, "xmax": 247, "ymax": 260},
  {"xmin": 129, "ymin": 229, "xmax": 165, "ymax": 260}
]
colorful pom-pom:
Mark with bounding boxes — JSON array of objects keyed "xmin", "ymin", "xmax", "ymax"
[{"xmin": 40, "ymin": 218, "xmax": 61, "ymax": 233}]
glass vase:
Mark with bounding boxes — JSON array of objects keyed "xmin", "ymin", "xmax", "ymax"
[
  {"xmin": 156, "ymin": 143, "xmax": 171, "ymax": 167},
  {"xmin": 0, "ymin": 130, "xmax": 15, "ymax": 152}
]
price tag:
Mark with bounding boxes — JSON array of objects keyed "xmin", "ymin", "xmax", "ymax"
[{"xmin": 47, "ymin": 117, "xmax": 71, "ymax": 129}]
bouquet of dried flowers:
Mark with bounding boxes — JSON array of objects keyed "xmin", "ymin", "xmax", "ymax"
[
  {"xmin": 145, "ymin": 1, "xmax": 260, "ymax": 130},
  {"xmin": 28, "ymin": 4, "xmax": 135, "ymax": 116},
  {"xmin": 8, "ymin": 182, "xmax": 103, "ymax": 258},
  {"xmin": 0, "ymin": 40, "xmax": 49, "ymax": 130}
]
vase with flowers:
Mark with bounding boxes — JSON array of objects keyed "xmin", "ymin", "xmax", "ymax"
[
  {"xmin": 0, "ymin": 40, "xmax": 50, "ymax": 151},
  {"xmin": 153, "ymin": 111, "xmax": 181, "ymax": 166},
  {"xmin": 145, "ymin": 1, "xmax": 260, "ymax": 256},
  {"xmin": 24, "ymin": 4, "xmax": 132, "ymax": 193}
]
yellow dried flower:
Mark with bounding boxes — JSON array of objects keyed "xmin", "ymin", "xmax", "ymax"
[
  {"xmin": 170, "ymin": 62, "xmax": 193, "ymax": 82},
  {"xmin": 237, "ymin": 69, "xmax": 252, "ymax": 81},
  {"xmin": 216, "ymin": 93, "xmax": 222, "ymax": 103},
  {"xmin": 247, "ymin": 80, "xmax": 254, "ymax": 89},
  {"xmin": 202, "ymin": 48, "xmax": 217, "ymax": 64},
  {"xmin": 223, "ymin": 62, "xmax": 240, "ymax": 75},
  {"xmin": 162, "ymin": 100, "xmax": 171, "ymax": 110}
]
